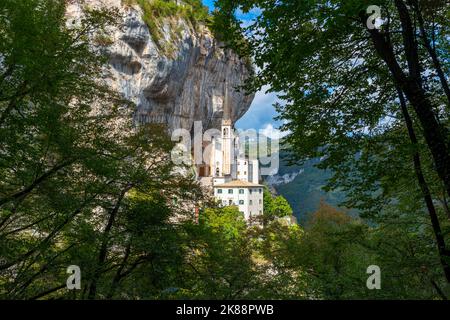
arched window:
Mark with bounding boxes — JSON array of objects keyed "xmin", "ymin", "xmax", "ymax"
[{"xmin": 216, "ymin": 168, "xmax": 220, "ymax": 176}]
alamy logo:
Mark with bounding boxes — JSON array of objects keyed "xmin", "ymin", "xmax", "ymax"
[
  {"xmin": 366, "ymin": 265, "xmax": 381, "ymax": 290},
  {"xmin": 66, "ymin": 265, "xmax": 81, "ymax": 290},
  {"xmin": 366, "ymin": 5, "xmax": 382, "ymax": 30}
]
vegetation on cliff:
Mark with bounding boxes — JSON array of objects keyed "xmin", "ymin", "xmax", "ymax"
[{"xmin": 123, "ymin": 0, "xmax": 212, "ymax": 56}]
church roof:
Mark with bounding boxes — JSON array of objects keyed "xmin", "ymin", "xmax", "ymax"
[{"xmin": 213, "ymin": 180, "xmax": 264, "ymax": 188}]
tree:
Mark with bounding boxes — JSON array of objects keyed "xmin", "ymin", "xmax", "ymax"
[
  {"xmin": 260, "ymin": 202, "xmax": 446, "ymax": 299},
  {"xmin": 213, "ymin": 0, "xmax": 450, "ymax": 284},
  {"xmin": 0, "ymin": 0, "xmax": 203, "ymax": 299},
  {"xmin": 176, "ymin": 206, "xmax": 262, "ymax": 299},
  {"xmin": 263, "ymin": 187, "xmax": 293, "ymax": 222}
]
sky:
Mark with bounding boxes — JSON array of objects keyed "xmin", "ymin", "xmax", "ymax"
[{"xmin": 202, "ymin": 0, "xmax": 286, "ymax": 138}]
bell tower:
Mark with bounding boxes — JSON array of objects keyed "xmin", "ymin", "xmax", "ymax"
[{"xmin": 221, "ymin": 80, "xmax": 233, "ymax": 176}]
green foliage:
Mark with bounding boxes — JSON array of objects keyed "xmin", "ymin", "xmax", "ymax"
[
  {"xmin": 174, "ymin": 206, "xmax": 259, "ymax": 299},
  {"xmin": 298, "ymin": 203, "xmax": 375, "ymax": 299},
  {"xmin": 263, "ymin": 187, "xmax": 293, "ymax": 222},
  {"xmin": 1, "ymin": 0, "xmax": 449, "ymax": 301},
  {"xmin": 215, "ymin": 0, "xmax": 450, "ymax": 295},
  {"xmin": 131, "ymin": 0, "xmax": 212, "ymax": 56},
  {"xmin": 213, "ymin": 0, "xmax": 450, "ymax": 213},
  {"xmin": 0, "ymin": 0, "xmax": 203, "ymax": 300},
  {"xmin": 261, "ymin": 202, "xmax": 446, "ymax": 299}
]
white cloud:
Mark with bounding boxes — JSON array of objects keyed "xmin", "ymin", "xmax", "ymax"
[
  {"xmin": 236, "ymin": 86, "xmax": 284, "ymax": 131},
  {"xmin": 259, "ymin": 123, "xmax": 290, "ymax": 140}
]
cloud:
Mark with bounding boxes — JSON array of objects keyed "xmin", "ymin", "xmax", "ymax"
[
  {"xmin": 259, "ymin": 123, "xmax": 290, "ymax": 140},
  {"xmin": 235, "ymin": 86, "xmax": 284, "ymax": 131}
]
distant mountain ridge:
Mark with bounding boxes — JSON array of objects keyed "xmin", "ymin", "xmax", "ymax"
[{"xmin": 264, "ymin": 149, "xmax": 353, "ymax": 224}]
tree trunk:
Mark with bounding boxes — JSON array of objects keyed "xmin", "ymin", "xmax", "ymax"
[
  {"xmin": 361, "ymin": 5, "xmax": 450, "ymax": 202},
  {"xmin": 106, "ymin": 241, "xmax": 131, "ymax": 299},
  {"xmin": 410, "ymin": 0, "xmax": 450, "ymax": 105},
  {"xmin": 87, "ymin": 185, "xmax": 131, "ymax": 299},
  {"xmin": 402, "ymin": 80, "xmax": 450, "ymax": 201},
  {"xmin": 441, "ymin": 191, "xmax": 450, "ymax": 221},
  {"xmin": 397, "ymin": 87, "xmax": 450, "ymax": 283}
]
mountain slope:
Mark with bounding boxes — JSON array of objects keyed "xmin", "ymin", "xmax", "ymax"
[{"xmin": 265, "ymin": 152, "xmax": 353, "ymax": 224}]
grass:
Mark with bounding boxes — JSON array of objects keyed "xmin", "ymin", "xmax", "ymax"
[{"xmin": 93, "ymin": 33, "xmax": 114, "ymax": 47}]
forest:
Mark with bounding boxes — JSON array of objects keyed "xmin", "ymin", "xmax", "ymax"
[{"xmin": 0, "ymin": 0, "xmax": 449, "ymax": 300}]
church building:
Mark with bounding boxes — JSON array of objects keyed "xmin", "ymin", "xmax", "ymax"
[{"xmin": 196, "ymin": 82, "xmax": 264, "ymax": 220}]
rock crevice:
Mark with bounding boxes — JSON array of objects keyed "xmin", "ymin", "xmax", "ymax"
[{"xmin": 67, "ymin": 0, "xmax": 254, "ymax": 131}]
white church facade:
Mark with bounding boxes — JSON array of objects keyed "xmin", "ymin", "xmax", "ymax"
[{"xmin": 196, "ymin": 83, "xmax": 264, "ymax": 220}]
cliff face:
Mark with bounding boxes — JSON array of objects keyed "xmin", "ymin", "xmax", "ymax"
[{"xmin": 67, "ymin": 0, "xmax": 254, "ymax": 132}]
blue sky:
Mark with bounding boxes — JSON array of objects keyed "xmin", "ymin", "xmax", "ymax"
[
  {"xmin": 202, "ymin": 0, "xmax": 284, "ymax": 136},
  {"xmin": 202, "ymin": 0, "xmax": 215, "ymax": 11}
]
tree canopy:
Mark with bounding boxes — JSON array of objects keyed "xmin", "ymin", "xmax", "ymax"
[
  {"xmin": 213, "ymin": 0, "xmax": 450, "ymax": 294},
  {"xmin": 1, "ymin": 0, "xmax": 450, "ymax": 300}
]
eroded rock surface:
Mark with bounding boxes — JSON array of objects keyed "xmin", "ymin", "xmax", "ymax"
[{"xmin": 67, "ymin": 0, "xmax": 254, "ymax": 132}]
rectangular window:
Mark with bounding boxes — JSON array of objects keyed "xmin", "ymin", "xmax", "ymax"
[
  {"xmin": 228, "ymin": 189, "xmax": 233, "ymax": 194},
  {"xmin": 259, "ymin": 199, "xmax": 262, "ymax": 204},
  {"xmin": 259, "ymin": 188, "xmax": 262, "ymax": 193},
  {"xmin": 217, "ymin": 189, "xmax": 222, "ymax": 194},
  {"xmin": 239, "ymin": 200, "xmax": 244, "ymax": 205},
  {"xmin": 250, "ymin": 200, "xmax": 253, "ymax": 205}
]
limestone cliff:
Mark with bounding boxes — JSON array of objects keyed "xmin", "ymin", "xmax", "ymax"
[{"xmin": 66, "ymin": 0, "xmax": 254, "ymax": 131}]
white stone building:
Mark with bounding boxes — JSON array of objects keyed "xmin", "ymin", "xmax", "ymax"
[
  {"xmin": 213, "ymin": 180, "xmax": 264, "ymax": 220},
  {"xmin": 196, "ymin": 81, "xmax": 264, "ymax": 220}
]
